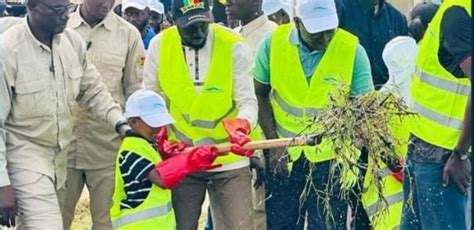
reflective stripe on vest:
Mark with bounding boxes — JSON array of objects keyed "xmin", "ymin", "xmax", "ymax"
[
  {"xmin": 412, "ymin": 101, "xmax": 463, "ymax": 130},
  {"xmin": 170, "ymin": 126, "xmax": 228, "ymax": 145},
  {"xmin": 272, "ymin": 91, "xmax": 321, "ymax": 118},
  {"xmin": 112, "ymin": 202, "xmax": 173, "ymax": 229},
  {"xmin": 181, "ymin": 106, "xmax": 235, "ymax": 129},
  {"xmin": 415, "ymin": 68, "xmax": 470, "ymax": 96},
  {"xmin": 365, "ymin": 192, "xmax": 403, "ymax": 217}
]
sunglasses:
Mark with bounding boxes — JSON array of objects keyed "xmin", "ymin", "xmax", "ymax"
[{"xmin": 38, "ymin": 2, "xmax": 76, "ymax": 15}]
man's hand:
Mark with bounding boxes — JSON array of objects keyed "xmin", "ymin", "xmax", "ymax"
[
  {"xmin": 115, "ymin": 121, "xmax": 132, "ymax": 139},
  {"xmin": 268, "ymin": 148, "xmax": 289, "ymax": 178},
  {"xmin": 223, "ymin": 119, "xmax": 255, "ymax": 157},
  {"xmin": 442, "ymin": 153, "xmax": 471, "ymax": 195},
  {"xmin": 250, "ymin": 156, "xmax": 265, "ymax": 189},
  {"xmin": 0, "ymin": 185, "xmax": 16, "ymax": 227}
]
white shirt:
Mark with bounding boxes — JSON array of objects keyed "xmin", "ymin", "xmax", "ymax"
[
  {"xmin": 143, "ymin": 25, "xmax": 258, "ymax": 171},
  {"xmin": 0, "ymin": 17, "xmax": 23, "ymax": 34},
  {"xmin": 237, "ymin": 14, "xmax": 277, "ymax": 55}
]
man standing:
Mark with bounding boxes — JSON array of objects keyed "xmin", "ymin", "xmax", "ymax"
[
  {"xmin": 225, "ymin": 0, "xmax": 276, "ymax": 229},
  {"xmin": 148, "ymin": 0, "xmax": 165, "ymax": 34},
  {"xmin": 62, "ymin": 0, "xmax": 145, "ymax": 229},
  {"xmin": 253, "ymin": 0, "xmax": 373, "ymax": 228},
  {"xmin": 336, "ymin": 0, "xmax": 408, "ymax": 89},
  {"xmin": 143, "ymin": 0, "xmax": 259, "ymax": 229},
  {"xmin": 0, "ymin": 0, "xmax": 130, "ymax": 228},
  {"xmin": 401, "ymin": 0, "xmax": 471, "ymax": 229},
  {"xmin": 122, "ymin": 0, "xmax": 155, "ymax": 49}
]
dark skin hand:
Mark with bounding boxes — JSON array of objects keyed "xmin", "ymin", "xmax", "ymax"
[
  {"xmin": 442, "ymin": 57, "xmax": 472, "ymax": 195},
  {"xmin": 255, "ymin": 80, "xmax": 289, "ymax": 178},
  {"xmin": 250, "ymin": 156, "xmax": 265, "ymax": 189}
]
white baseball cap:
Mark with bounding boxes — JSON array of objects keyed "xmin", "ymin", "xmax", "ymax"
[
  {"xmin": 262, "ymin": 0, "xmax": 292, "ymax": 16},
  {"xmin": 124, "ymin": 90, "xmax": 174, "ymax": 128},
  {"xmin": 148, "ymin": 0, "xmax": 164, "ymax": 14},
  {"xmin": 122, "ymin": 0, "xmax": 148, "ymax": 12},
  {"xmin": 295, "ymin": 0, "xmax": 339, "ymax": 34}
]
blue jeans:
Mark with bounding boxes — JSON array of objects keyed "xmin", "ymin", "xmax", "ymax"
[
  {"xmin": 401, "ymin": 158, "xmax": 467, "ymax": 230},
  {"xmin": 265, "ymin": 156, "xmax": 348, "ymax": 230}
]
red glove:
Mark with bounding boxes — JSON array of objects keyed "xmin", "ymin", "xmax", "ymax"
[
  {"xmin": 155, "ymin": 146, "xmax": 223, "ymax": 189},
  {"xmin": 155, "ymin": 127, "xmax": 189, "ymax": 160},
  {"xmin": 222, "ymin": 118, "xmax": 254, "ymax": 157}
]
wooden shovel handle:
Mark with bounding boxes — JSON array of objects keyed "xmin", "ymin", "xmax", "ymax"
[{"xmin": 181, "ymin": 133, "xmax": 322, "ymax": 154}]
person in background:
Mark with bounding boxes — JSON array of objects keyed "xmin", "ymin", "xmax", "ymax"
[
  {"xmin": 62, "ymin": 0, "xmax": 145, "ymax": 229},
  {"xmin": 409, "ymin": 2, "xmax": 439, "ymax": 43},
  {"xmin": 0, "ymin": 0, "xmax": 23, "ymax": 35},
  {"xmin": 253, "ymin": 0, "xmax": 374, "ymax": 228},
  {"xmin": 401, "ymin": 0, "xmax": 472, "ymax": 229},
  {"xmin": 148, "ymin": 0, "xmax": 167, "ymax": 34},
  {"xmin": 143, "ymin": 0, "xmax": 260, "ymax": 228},
  {"xmin": 122, "ymin": 0, "xmax": 155, "ymax": 49},
  {"xmin": 336, "ymin": 0, "xmax": 408, "ymax": 89},
  {"xmin": 0, "ymin": 0, "xmax": 130, "ymax": 228},
  {"xmin": 262, "ymin": 0, "xmax": 291, "ymax": 25},
  {"xmin": 212, "ymin": 0, "xmax": 228, "ymax": 25},
  {"xmin": 0, "ymin": 0, "xmax": 7, "ymax": 17},
  {"xmin": 110, "ymin": 89, "xmax": 225, "ymax": 229}
]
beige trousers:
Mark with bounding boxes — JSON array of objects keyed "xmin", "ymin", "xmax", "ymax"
[
  {"xmin": 9, "ymin": 168, "xmax": 64, "ymax": 230},
  {"xmin": 61, "ymin": 167, "xmax": 115, "ymax": 230},
  {"xmin": 172, "ymin": 167, "xmax": 255, "ymax": 230}
]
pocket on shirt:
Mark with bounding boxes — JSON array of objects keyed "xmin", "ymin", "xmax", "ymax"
[
  {"xmin": 14, "ymin": 79, "xmax": 52, "ymax": 118},
  {"xmin": 99, "ymin": 54, "xmax": 125, "ymax": 92},
  {"xmin": 68, "ymin": 67, "xmax": 82, "ymax": 101}
]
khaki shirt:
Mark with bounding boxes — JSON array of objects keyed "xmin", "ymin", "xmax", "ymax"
[
  {"xmin": 236, "ymin": 15, "xmax": 277, "ymax": 55},
  {"xmin": 0, "ymin": 17, "xmax": 23, "ymax": 35},
  {"xmin": 68, "ymin": 10, "xmax": 145, "ymax": 170},
  {"xmin": 0, "ymin": 19, "xmax": 124, "ymax": 188}
]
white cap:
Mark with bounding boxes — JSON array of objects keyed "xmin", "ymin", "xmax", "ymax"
[
  {"xmin": 122, "ymin": 0, "xmax": 148, "ymax": 11},
  {"xmin": 295, "ymin": 0, "xmax": 338, "ymax": 34},
  {"xmin": 124, "ymin": 89, "xmax": 174, "ymax": 128},
  {"xmin": 262, "ymin": 0, "xmax": 292, "ymax": 16},
  {"xmin": 148, "ymin": 0, "xmax": 164, "ymax": 14}
]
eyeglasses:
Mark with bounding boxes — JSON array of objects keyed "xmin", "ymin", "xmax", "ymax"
[{"xmin": 38, "ymin": 2, "xmax": 76, "ymax": 15}]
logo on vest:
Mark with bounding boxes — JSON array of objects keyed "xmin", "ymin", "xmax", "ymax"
[
  {"xmin": 204, "ymin": 86, "xmax": 224, "ymax": 93},
  {"xmin": 322, "ymin": 76, "xmax": 339, "ymax": 85}
]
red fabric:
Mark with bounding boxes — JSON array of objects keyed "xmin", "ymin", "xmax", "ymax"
[
  {"xmin": 155, "ymin": 146, "xmax": 223, "ymax": 188},
  {"xmin": 155, "ymin": 127, "xmax": 189, "ymax": 160},
  {"xmin": 222, "ymin": 118, "xmax": 254, "ymax": 157}
]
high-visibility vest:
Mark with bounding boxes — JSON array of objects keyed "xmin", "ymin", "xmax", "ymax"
[
  {"xmin": 410, "ymin": 0, "xmax": 471, "ymax": 150},
  {"xmin": 269, "ymin": 23, "xmax": 359, "ymax": 163},
  {"xmin": 362, "ymin": 117, "xmax": 408, "ymax": 230},
  {"xmin": 110, "ymin": 136, "xmax": 175, "ymax": 230},
  {"xmin": 158, "ymin": 25, "xmax": 261, "ymax": 166}
]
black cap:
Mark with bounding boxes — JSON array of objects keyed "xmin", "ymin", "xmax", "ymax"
[
  {"xmin": 410, "ymin": 3, "xmax": 439, "ymax": 27},
  {"xmin": 172, "ymin": 0, "xmax": 212, "ymax": 27}
]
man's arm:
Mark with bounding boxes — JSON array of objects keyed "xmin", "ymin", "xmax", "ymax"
[
  {"xmin": 350, "ymin": 44, "xmax": 374, "ymax": 96},
  {"xmin": 143, "ymin": 35, "xmax": 161, "ymax": 93},
  {"xmin": 232, "ymin": 42, "xmax": 258, "ymax": 128},
  {"xmin": 0, "ymin": 55, "xmax": 12, "ymax": 187},
  {"xmin": 123, "ymin": 30, "xmax": 146, "ymax": 99},
  {"xmin": 455, "ymin": 57, "xmax": 471, "ymax": 152},
  {"xmin": 75, "ymin": 40, "xmax": 124, "ymax": 128}
]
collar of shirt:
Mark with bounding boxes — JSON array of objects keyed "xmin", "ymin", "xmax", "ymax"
[
  {"xmin": 288, "ymin": 27, "xmax": 322, "ymax": 55},
  {"xmin": 69, "ymin": 6, "xmax": 114, "ymax": 31},
  {"xmin": 240, "ymin": 14, "xmax": 270, "ymax": 37},
  {"xmin": 22, "ymin": 17, "xmax": 60, "ymax": 52}
]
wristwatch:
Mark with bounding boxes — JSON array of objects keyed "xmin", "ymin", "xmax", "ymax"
[{"xmin": 453, "ymin": 149, "xmax": 470, "ymax": 161}]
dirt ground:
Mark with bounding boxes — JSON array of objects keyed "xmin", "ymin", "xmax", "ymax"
[{"xmin": 70, "ymin": 190, "xmax": 209, "ymax": 230}]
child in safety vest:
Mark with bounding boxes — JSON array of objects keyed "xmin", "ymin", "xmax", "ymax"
[{"xmin": 110, "ymin": 89, "xmax": 225, "ymax": 229}]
